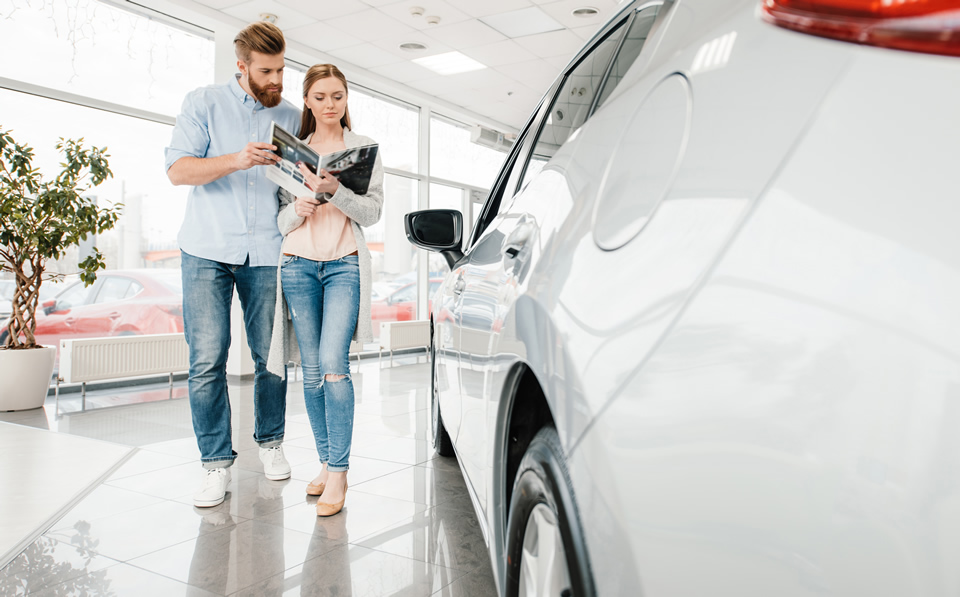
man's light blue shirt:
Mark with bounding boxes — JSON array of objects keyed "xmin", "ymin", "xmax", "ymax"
[{"xmin": 165, "ymin": 75, "xmax": 301, "ymax": 266}]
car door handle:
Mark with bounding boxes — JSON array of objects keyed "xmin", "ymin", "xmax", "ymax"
[
  {"xmin": 503, "ymin": 244, "xmax": 522, "ymax": 259},
  {"xmin": 65, "ymin": 317, "xmax": 75, "ymax": 325},
  {"xmin": 502, "ymin": 216, "xmax": 535, "ymax": 260},
  {"xmin": 109, "ymin": 312, "xmax": 121, "ymax": 320}
]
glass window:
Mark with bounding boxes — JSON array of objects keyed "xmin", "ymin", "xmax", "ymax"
[
  {"xmin": 430, "ymin": 117, "xmax": 505, "ymax": 189},
  {"xmin": 368, "ymin": 173, "xmax": 419, "ymax": 341},
  {"xmin": 55, "ymin": 282, "xmax": 95, "ymax": 310},
  {"xmin": 596, "ymin": 7, "xmax": 662, "ymax": 109},
  {"xmin": 520, "ymin": 20, "xmax": 628, "ymax": 190},
  {"xmin": 0, "ymin": 88, "xmax": 188, "ymax": 275},
  {"xmin": 96, "ymin": 277, "xmax": 133, "ymax": 304},
  {"xmin": 282, "ymin": 64, "xmax": 306, "ymax": 108},
  {"xmin": 349, "ymin": 89, "xmax": 419, "ymax": 172},
  {"xmin": 0, "ymin": 0, "xmax": 214, "ymax": 117}
]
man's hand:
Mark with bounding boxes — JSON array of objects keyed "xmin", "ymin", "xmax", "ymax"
[
  {"xmin": 235, "ymin": 142, "xmax": 281, "ymax": 170},
  {"xmin": 294, "ymin": 195, "xmax": 323, "ymax": 218}
]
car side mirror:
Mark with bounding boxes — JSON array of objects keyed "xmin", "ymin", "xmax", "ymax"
[
  {"xmin": 404, "ymin": 209, "xmax": 464, "ymax": 269},
  {"xmin": 41, "ymin": 299, "xmax": 57, "ymax": 315}
]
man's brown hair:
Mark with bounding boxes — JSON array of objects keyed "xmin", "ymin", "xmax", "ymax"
[{"xmin": 234, "ymin": 22, "xmax": 285, "ymax": 63}]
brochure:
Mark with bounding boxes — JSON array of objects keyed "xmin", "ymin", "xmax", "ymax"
[{"xmin": 266, "ymin": 121, "xmax": 379, "ymax": 198}]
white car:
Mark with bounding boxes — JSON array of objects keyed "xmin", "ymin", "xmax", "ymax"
[{"xmin": 406, "ymin": 1, "xmax": 960, "ymax": 595}]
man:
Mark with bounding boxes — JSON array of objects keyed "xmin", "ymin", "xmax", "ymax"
[{"xmin": 165, "ymin": 21, "xmax": 301, "ymax": 507}]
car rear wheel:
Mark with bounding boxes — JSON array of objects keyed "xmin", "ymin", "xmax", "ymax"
[
  {"xmin": 430, "ymin": 319, "xmax": 454, "ymax": 457},
  {"xmin": 506, "ymin": 426, "xmax": 594, "ymax": 597}
]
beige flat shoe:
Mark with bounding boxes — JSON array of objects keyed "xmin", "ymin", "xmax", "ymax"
[
  {"xmin": 316, "ymin": 484, "xmax": 347, "ymax": 517},
  {"xmin": 306, "ymin": 481, "xmax": 325, "ymax": 496}
]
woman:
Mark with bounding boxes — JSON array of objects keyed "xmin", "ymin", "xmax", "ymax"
[{"xmin": 266, "ymin": 63, "xmax": 383, "ymax": 517}]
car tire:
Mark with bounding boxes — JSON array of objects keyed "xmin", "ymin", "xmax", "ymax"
[
  {"xmin": 505, "ymin": 426, "xmax": 595, "ymax": 597},
  {"xmin": 430, "ymin": 319, "xmax": 455, "ymax": 457},
  {"xmin": 0, "ymin": 329, "xmax": 8, "ymax": 347}
]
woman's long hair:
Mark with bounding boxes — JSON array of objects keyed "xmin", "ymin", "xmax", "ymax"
[{"xmin": 298, "ymin": 64, "xmax": 352, "ymax": 140}]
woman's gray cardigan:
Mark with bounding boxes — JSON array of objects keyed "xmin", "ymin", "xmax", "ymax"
[{"xmin": 265, "ymin": 129, "xmax": 384, "ymax": 378}]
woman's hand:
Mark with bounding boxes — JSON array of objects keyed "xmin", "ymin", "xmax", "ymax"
[
  {"xmin": 298, "ymin": 162, "xmax": 340, "ymax": 196},
  {"xmin": 294, "ymin": 195, "xmax": 323, "ymax": 218}
]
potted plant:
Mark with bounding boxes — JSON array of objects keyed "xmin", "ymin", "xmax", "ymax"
[{"xmin": 0, "ymin": 127, "xmax": 121, "ymax": 411}]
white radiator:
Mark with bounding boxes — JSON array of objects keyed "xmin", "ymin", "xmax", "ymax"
[
  {"xmin": 379, "ymin": 320, "xmax": 429, "ymax": 366},
  {"xmin": 60, "ymin": 333, "xmax": 190, "ymax": 384}
]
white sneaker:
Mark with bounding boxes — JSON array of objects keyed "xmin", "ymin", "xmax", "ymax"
[
  {"xmin": 259, "ymin": 445, "xmax": 292, "ymax": 480},
  {"xmin": 194, "ymin": 468, "xmax": 230, "ymax": 508}
]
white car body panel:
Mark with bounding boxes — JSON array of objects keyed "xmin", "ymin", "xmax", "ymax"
[{"xmin": 429, "ymin": 0, "xmax": 960, "ymax": 594}]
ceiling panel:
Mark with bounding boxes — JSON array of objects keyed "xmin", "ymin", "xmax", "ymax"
[
  {"xmin": 539, "ymin": 0, "xmax": 620, "ymax": 29},
  {"xmin": 194, "ymin": 0, "xmax": 243, "ymax": 10},
  {"xmin": 571, "ymin": 23, "xmax": 602, "ymax": 40},
  {"xmin": 368, "ymin": 60, "xmax": 438, "ymax": 83},
  {"xmin": 327, "ymin": 8, "xmax": 417, "ymax": 41},
  {"xmin": 423, "ymin": 19, "xmax": 508, "ymax": 49},
  {"xmin": 496, "ymin": 59, "xmax": 560, "ymax": 90},
  {"xmin": 513, "ymin": 28, "xmax": 583, "ymax": 58},
  {"xmin": 182, "ymin": 0, "xmax": 626, "ymax": 130},
  {"xmin": 444, "ymin": 0, "xmax": 535, "ymax": 19},
  {"xmin": 368, "ymin": 30, "xmax": 455, "ymax": 60},
  {"xmin": 276, "ymin": 0, "xmax": 369, "ymax": 20},
  {"xmin": 327, "ymin": 43, "xmax": 405, "ymax": 69},
  {"xmin": 459, "ymin": 39, "xmax": 538, "ymax": 67},
  {"xmin": 465, "ymin": 101, "xmax": 532, "ymax": 127},
  {"xmin": 221, "ymin": 0, "xmax": 317, "ymax": 29},
  {"xmin": 377, "ymin": 0, "xmax": 472, "ymax": 29},
  {"xmin": 285, "ymin": 21, "xmax": 363, "ymax": 51}
]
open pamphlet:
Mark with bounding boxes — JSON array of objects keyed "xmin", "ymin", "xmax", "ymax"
[{"xmin": 266, "ymin": 121, "xmax": 379, "ymax": 198}]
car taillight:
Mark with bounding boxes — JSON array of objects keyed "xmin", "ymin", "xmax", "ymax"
[{"xmin": 761, "ymin": 0, "xmax": 960, "ymax": 57}]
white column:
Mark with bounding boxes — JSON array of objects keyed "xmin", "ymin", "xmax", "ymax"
[{"xmin": 417, "ymin": 107, "xmax": 431, "ymax": 320}]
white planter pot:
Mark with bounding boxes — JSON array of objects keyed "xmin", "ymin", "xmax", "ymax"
[{"xmin": 0, "ymin": 346, "xmax": 56, "ymax": 411}]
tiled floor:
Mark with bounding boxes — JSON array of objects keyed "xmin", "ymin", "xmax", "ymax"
[{"xmin": 0, "ymin": 358, "xmax": 498, "ymax": 596}]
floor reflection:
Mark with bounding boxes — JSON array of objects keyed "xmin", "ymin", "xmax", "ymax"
[{"xmin": 0, "ymin": 359, "xmax": 497, "ymax": 596}]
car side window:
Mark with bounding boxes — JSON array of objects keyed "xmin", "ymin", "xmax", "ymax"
[
  {"xmin": 95, "ymin": 277, "xmax": 133, "ymax": 304},
  {"xmin": 595, "ymin": 5, "xmax": 663, "ymax": 110},
  {"xmin": 518, "ymin": 19, "xmax": 629, "ymax": 191},
  {"xmin": 124, "ymin": 281, "xmax": 144, "ymax": 299},
  {"xmin": 391, "ymin": 285, "xmax": 416, "ymax": 304},
  {"xmin": 55, "ymin": 282, "xmax": 95, "ymax": 310}
]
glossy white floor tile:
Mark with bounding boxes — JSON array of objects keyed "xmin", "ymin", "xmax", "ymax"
[
  {"xmin": 0, "ymin": 358, "xmax": 497, "ymax": 596},
  {"xmin": 0, "ymin": 422, "xmax": 132, "ymax": 565}
]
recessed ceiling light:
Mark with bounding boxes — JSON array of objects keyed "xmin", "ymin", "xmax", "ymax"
[
  {"xmin": 399, "ymin": 42, "xmax": 428, "ymax": 51},
  {"xmin": 480, "ymin": 7, "xmax": 564, "ymax": 38},
  {"xmin": 259, "ymin": 12, "xmax": 278, "ymax": 24},
  {"xmin": 572, "ymin": 7, "xmax": 599, "ymax": 18},
  {"xmin": 413, "ymin": 51, "xmax": 486, "ymax": 75}
]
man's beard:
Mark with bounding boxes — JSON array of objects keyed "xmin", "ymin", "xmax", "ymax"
[{"xmin": 249, "ymin": 77, "xmax": 283, "ymax": 108}]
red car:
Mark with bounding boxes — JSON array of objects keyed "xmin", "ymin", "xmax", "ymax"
[
  {"xmin": 23, "ymin": 269, "xmax": 183, "ymax": 351},
  {"xmin": 370, "ymin": 279, "xmax": 441, "ymax": 334}
]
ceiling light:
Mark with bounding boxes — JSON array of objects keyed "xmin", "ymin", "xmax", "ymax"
[
  {"xmin": 572, "ymin": 7, "xmax": 599, "ymax": 18},
  {"xmin": 413, "ymin": 51, "xmax": 486, "ymax": 75},
  {"xmin": 480, "ymin": 7, "xmax": 564, "ymax": 38},
  {"xmin": 425, "ymin": 15, "xmax": 441, "ymax": 25},
  {"xmin": 399, "ymin": 41, "xmax": 428, "ymax": 51},
  {"xmin": 409, "ymin": 6, "xmax": 424, "ymax": 17},
  {"xmin": 259, "ymin": 12, "xmax": 277, "ymax": 24}
]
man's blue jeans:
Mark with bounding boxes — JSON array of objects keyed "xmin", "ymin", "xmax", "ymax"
[
  {"xmin": 181, "ymin": 251, "xmax": 286, "ymax": 469},
  {"xmin": 280, "ymin": 253, "xmax": 359, "ymax": 472}
]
